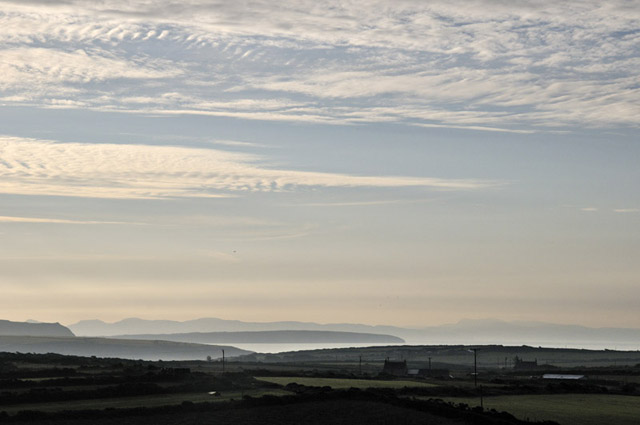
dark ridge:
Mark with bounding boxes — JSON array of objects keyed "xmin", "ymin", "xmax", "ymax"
[
  {"xmin": 0, "ymin": 335, "xmax": 251, "ymax": 361},
  {"xmin": 0, "ymin": 320, "xmax": 74, "ymax": 337}
]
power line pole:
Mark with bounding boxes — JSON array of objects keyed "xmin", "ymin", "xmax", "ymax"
[
  {"xmin": 222, "ymin": 349, "xmax": 225, "ymax": 374},
  {"xmin": 470, "ymin": 348, "xmax": 479, "ymax": 388},
  {"xmin": 469, "ymin": 348, "xmax": 483, "ymax": 409}
]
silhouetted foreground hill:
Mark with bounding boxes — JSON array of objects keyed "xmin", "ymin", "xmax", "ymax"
[
  {"xmin": 0, "ymin": 320, "xmax": 74, "ymax": 337},
  {"xmin": 2, "ymin": 387, "xmax": 558, "ymax": 425},
  {"xmin": 0, "ymin": 336, "xmax": 250, "ymax": 361},
  {"xmin": 115, "ymin": 330, "xmax": 404, "ymax": 344}
]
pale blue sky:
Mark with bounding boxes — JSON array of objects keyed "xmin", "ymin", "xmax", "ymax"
[{"xmin": 0, "ymin": 0, "xmax": 638, "ymax": 327}]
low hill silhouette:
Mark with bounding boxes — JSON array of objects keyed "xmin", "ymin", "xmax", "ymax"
[
  {"xmin": 0, "ymin": 319, "xmax": 74, "ymax": 337},
  {"xmin": 69, "ymin": 317, "xmax": 640, "ymax": 348},
  {"xmin": 115, "ymin": 330, "xmax": 404, "ymax": 344},
  {"xmin": 0, "ymin": 335, "xmax": 250, "ymax": 361}
]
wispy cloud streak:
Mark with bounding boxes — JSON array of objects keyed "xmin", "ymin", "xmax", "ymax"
[
  {"xmin": 0, "ymin": 215, "xmax": 142, "ymax": 225},
  {"xmin": 613, "ymin": 208, "xmax": 639, "ymax": 213},
  {"xmin": 0, "ymin": 136, "xmax": 495, "ymax": 199}
]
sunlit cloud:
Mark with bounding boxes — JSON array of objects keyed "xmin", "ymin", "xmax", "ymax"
[
  {"xmin": 613, "ymin": 208, "xmax": 639, "ymax": 213},
  {"xmin": 296, "ymin": 198, "xmax": 440, "ymax": 207},
  {"xmin": 0, "ymin": 47, "xmax": 180, "ymax": 87},
  {"xmin": 0, "ymin": 136, "xmax": 496, "ymax": 200},
  {"xmin": 0, "ymin": 215, "xmax": 143, "ymax": 225},
  {"xmin": 0, "ymin": 0, "xmax": 637, "ymax": 130}
]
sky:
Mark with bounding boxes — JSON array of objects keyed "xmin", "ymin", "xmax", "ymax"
[{"xmin": 0, "ymin": 0, "xmax": 638, "ymax": 328}]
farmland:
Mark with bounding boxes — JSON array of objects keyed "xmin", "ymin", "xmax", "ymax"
[
  {"xmin": 242, "ymin": 344, "xmax": 640, "ymax": 368},
  {"xmin": 1, "ymin": 346, "xmax": 639, "ymax": 424},
  {"xmin": 440, "ymin": 394, "xmax": 640, "ymax": 425},
  {"xmin": 256, "ymin": 376, "xmax": 438, "ymax": 389}
]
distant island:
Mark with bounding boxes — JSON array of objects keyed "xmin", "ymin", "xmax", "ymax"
[
  {"xmin": 114, "ymin": 330, "xmax": 405, "ymax": 344},
  {"xmin": 0, "ymin": 319, "xmax": 74, "ymax": 337},
  {"xmin": 0, "ymin": 335, "xmax": 250, "ymax": 361},
  {"xmin": 68, "ymin": 317, "xmax": 640, "ymax": 350}
]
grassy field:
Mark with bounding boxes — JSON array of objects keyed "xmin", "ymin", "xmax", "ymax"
[
  {"xmin": 256, "ymin": 376, "xmax": 438, "ymax": 389},
  {"xmin": 0, "ymin": 389, "xmax": 290, "ymax": 414},
  {"xmin": 440, "ymin": 394, "xmax": 640, "ymax": 425},
  {"xmin": 248, "ymin": 345, "xmax": 640, "ymax": 368}
]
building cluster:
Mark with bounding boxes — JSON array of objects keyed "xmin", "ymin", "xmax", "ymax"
[
  {"xmin": 513, "ymin": 356, "xmax": 538, "ymax": 370},
  {"xmin": 381, "ymin": 359, "xmax": 449, "ymax": 378}
]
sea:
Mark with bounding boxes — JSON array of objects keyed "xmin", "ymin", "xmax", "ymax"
[
  {"xmin": 220, "ymin": 342, "xmax": 393, "ymax": 354},
  {"xmin": 222, "ymin": 340, "xmax": 640, "ymax": 354}
]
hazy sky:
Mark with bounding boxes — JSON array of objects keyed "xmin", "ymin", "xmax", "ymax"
[{"xmin": 1, "ymin": 0, "xmax": 638, "ymax": 328}]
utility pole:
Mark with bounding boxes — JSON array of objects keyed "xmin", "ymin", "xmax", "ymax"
[
  {"xmin": 428, "ymin": 357, "xmax": 432, "ymax": 372},
  {"xmin": 359, "ymin": 355, "xmax": 362, "ymax": 375},
  {"xmin": 222, "ymin": 349, "xmax": 225, "ymax": 374},
  {"xmin": 470, "ymin": 348, "xmax": 479, "ymax": 388},
  {"xmin": 469, "ymin": 348, "xmax": 483, "ymax": 409}
]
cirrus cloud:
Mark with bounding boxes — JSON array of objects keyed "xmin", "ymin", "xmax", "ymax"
[
  {"xmin": 0, "ymin": 0, "xmax": 637, "ymax": 131},
  {"xmin": 0, "ymin": 136, "xmax": 496, "ymax": 200}
]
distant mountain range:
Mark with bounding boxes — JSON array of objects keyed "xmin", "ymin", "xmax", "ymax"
[
  {"xmin": 0, "ymin": 319, "xmax": 251, "ymax": 360},
  {"xmin": 3, "ymin": 317, "xmax": 639, "ymax": 359},
  {"xmin": 0, "ymin": 319, "xmax": 74, "ymax": 337},
  {"xmin": 114, "ymin": 330, "xmax": 404, "ymax": 344},
  {"xmin": 68, "ymin": 317, "xmax": 423, "ymax": 337},
  {"xmin": 69, "ymin": 317, "xmax": 640, "ymax": 349}
]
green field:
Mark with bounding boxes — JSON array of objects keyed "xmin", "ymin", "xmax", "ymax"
[
  {"xmin": 256, "ymin": 376, "xmax": 438, "ymax": 389},
  {"xmin": 248, "ymin": 345, "xmax": 640, "ymax": 368},
  {"xmin": 441, "ymin": 394, "xmax": 640, "ymax": 425}
]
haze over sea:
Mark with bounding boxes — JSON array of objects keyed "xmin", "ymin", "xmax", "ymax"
[
  {"xmin": 217, "ymin": 341, "xmax": 640, "ymax": 354},
  {"xmin": 65, "ymin": 317, "xmax": 640, "ymax": 355}
]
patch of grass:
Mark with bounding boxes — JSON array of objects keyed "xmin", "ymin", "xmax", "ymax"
[
  {"xmin": 597, "ymin": 374, "xmax": 640, "ymax": 384},
  {"xmin": 440, "ymin": 394, "xmax": 640, "ymax": 425},
  {"xmin": 255, "ymin": 376, "xmax": 438, "ymax": 389}
]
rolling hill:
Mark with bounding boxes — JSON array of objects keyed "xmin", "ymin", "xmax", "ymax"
[
  {"xmin": 0, "ymin": 335, "xmax": 250, "ymax": 361},
  {"xmin": 0, "ymin": 319, "xmax": 74, "ymax": 337}
]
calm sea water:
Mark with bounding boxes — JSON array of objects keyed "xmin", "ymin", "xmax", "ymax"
[
  {"xmin": 222, "ymin": 342, "xmax": 394, "ymax": 354},
  {"xmin": 222, "ymin": 340, "xmax": 640, "ymax": 354}
]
